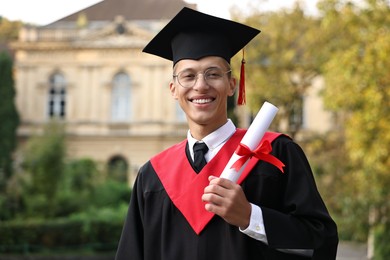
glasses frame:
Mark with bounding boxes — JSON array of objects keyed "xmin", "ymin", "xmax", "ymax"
[{"xmin": 173, "ymin": 68, "xmax": 232, "ymax": 88}]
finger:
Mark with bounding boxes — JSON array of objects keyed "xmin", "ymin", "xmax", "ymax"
[
  {"xmin": 204, "ymin": 182, "xmax": 226, "ymax": 195},
  {"xmin": 204, "ymin": 201, "xmax": 229, "ymax": 217},
  {"xmin": 202, "ymin": 193, "xmax": 222, "ymax": 206},
  {"xmin": 209, "ymin": 177, "xmax": 235, "ymax": 189},
  {"xmin": 208, "ymin": 175, "xmax": 217, "ymax": 181},
  {"xmin": 204, "ymin": 201, "xmax": 219, "ymax": 213}
]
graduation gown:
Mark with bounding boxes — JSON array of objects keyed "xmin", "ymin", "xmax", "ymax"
[{"xmin": 115, "ymin": 130, "xmax": 338, "ymax": 260}]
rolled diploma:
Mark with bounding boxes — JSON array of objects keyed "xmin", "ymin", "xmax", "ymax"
[{"xmin": 220, "ymin": 101, "xmax": 279, "ymax": 182}]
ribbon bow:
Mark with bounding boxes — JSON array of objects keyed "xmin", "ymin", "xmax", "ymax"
[{"xmin": 230, "ymin": 141, "xmax": 285, "ymax": 173}]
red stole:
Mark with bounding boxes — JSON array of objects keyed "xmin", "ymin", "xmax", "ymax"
[{"xmin": 150, "ymin": 130, "xmax": 282, "ymax": 235}]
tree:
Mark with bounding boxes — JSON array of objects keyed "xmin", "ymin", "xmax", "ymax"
[
  {"xmin": 22, "ymin": 121, "xmax": 66, "ymax": 218},
  {"xmin": 0, "ymin": 51, "xmax": 19, "ymax": 191},
  {"xmin": 231, "ymin": 3, "xmax": 390, "ymax": 256},
  {"xmin": 319, "ymin": 0, "xmax": 390, "ymax": 258},
  {"xmin": 233, "ymin": 4, "xmax": 321, "ymax": 138},
  {"xmin": 0, "ymin": 17, "xmax": 22, "ymax": 43}
]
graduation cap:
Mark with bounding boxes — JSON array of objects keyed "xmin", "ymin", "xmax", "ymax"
[{"xmin": 142, "ymin": 7, "xmax": 261, "ymax": 105}]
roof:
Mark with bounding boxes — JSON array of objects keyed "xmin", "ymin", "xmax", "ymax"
[{"xmin": 52, "ymin": 0, "xmax": 197, "ymax": 24}]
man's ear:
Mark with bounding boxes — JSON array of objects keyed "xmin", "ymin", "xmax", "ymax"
[
  {"xmin": 169, "ymin": 81, "xmax": 178, "ymax": 99},
  {"xmin": 228, "ymin": 77, "xmax": 237, "ymax": 97}
]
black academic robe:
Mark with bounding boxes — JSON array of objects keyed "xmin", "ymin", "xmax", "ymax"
[{"xmin": 115, "ymin": 130, "xmax": 338, "ymax": 260}]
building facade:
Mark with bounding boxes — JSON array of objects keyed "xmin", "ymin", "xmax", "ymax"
[
  {"xmin": 10, "ymin": 0, "xmax": 334, "ymax": 185},
  {"xmin": 11, "ymin": 0, "xmax": 195, "ymax": 184}
]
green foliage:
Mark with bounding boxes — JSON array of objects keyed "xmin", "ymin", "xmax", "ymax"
[
  {"xmin": 300, "ymin": 131, "xmax": 369, "ymax": 242},
  {"xmin": 0, "ymin": 17, "xmax": 22, "ymax": 43},
  {"xmin": 107, "ymin": 157, "xmax": 128, "ymax": 182},
  {"xmin": 0, "ymin": 20, "xmax": 23, "ymax": 187},
  {"xmin": 0, "ymin": 170, "xmax": 27, "ymax": 220},
  {"xmin": 237, "ymin": 6, "xmax": 321, "ymax": 137},
  {"xmin": 0, "ymin": 217, "xmax": 124, "ymax": 254},
  {"xmin": 0, "ymin": 121, "xmax": 131, "ymax": 253},
  {"xmin": 0, "ymin": 177, "xmax": 130, "ymax": 253},
  {"xmin": 319, "ymin": 0, "xmax": 390, "ymax": 256},
  {"xmin": 22, "ymin": 122, "xmax": 66, "ymax": 218},
  {"xmin": 18, "ymin": 127, "xmax": 131, "ymax": 220},
  {"xmin": 65, "ymin": 158, "xmax": 98, "ymax": 191},
  {"xmin": 0, "ymin": 51, "xmax": 19, "ymax": 190},
  {"xmin": 90, "ymin": 180, "xmax": 131, "ymax": 208},
  {"xmin": 52, "ymin": 158, "xmax": 100, "ymax": 217},
  {"xmin": 374, "ymin": 221, "xmax": 390, "ymax": 259},
  {"xmin": 232, "ymin": 1, "xmax": 390, "ymax": 254}
]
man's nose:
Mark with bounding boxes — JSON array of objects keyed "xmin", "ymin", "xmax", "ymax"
[{"xmin": 193, "ymin": 73, "xmax": 209, "ymax": 89}]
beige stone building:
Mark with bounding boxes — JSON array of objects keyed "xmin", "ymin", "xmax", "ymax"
[
  {"xmin": 10, "ymin": 0, "xmax": 334, "ymax": 185},
  {"xmin": 11, "ymin": 0, "xmax": 196, "ymax": 184}
]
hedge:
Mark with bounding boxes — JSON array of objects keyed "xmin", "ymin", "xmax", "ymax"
[{"xmin": 0, "ymin": 218, "xmax": 123, "ymax": 254}]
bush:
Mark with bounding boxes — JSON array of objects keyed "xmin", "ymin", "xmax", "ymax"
[
  {"xmin": 0, "ymin": 216, "xmax": 125, "ymax": 254},
  {"xmin": 374, "ymin": 222, "xmax": 390, "ymax": 260},
  {"xmin": 0, "ymin": 128, "xmax": 132, "ymax": 254}
]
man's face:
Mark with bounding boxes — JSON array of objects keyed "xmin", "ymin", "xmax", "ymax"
[{"xmin": 170, "ymin": 56, "xmax": 236, "ymax": 133}]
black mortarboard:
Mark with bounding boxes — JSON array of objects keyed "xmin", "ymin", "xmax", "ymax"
[{"xmin": 142, "ymin": 7, "xmax": 260, "ymax": 65}]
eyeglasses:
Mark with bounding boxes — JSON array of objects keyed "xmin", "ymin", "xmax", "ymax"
[{"xmin": 173, "ymin": 68, "xmax": 232, "ymax": 88}]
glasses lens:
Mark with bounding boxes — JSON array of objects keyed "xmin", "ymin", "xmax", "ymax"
[
  {"xmin": 204, "ymin": 68, "xmax": 224, "ymax": 83},
  {"xmin": 176, "ymin": 68, "xmax": 230, "ymax": 88},
  {"xmin": 178, "ymin": 71, "xmax": 197, "ymax": 88}
]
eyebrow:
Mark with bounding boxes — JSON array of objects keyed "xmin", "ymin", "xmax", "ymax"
[{"xmin": 175, "ymin": 66, "xmax": 224, "ymax": 74}]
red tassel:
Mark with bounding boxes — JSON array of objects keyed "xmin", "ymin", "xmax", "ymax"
[{"xmin": 238, "ymin": 50, "xmax": 246, "ymax": 105}]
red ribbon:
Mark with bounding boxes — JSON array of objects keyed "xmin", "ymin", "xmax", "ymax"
[{"xmin": 230, "ymin": 141, "xmax": 285, "ymax": 173}]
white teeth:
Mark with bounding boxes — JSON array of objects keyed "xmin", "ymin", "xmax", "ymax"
[{"xmin": 192, "ymin": 99, "xmax": 212, "ymax": 104}]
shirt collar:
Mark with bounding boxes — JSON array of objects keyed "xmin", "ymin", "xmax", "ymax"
[{"xmin": 187, "ymin": 119, "xmax": 236, "ymax": 152}]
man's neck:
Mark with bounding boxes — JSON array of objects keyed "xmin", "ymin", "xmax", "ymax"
[{"xmin": 188, "ymin": 119, "xmax": 229, "ymax": 141}]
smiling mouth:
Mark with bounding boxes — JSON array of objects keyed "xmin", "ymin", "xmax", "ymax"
[{"xmin": 191, "ymin": 98, "xmax": 214, "ymax": 104}]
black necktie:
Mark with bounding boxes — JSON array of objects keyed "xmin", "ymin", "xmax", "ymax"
[{"xmin": 193, "ymin": 142, "xmax": 209, "ymax": 173}]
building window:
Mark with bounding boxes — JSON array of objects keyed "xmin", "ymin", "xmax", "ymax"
[
  {"xmin": 48, "ymin": 73, "xmax": 66, "ymax": 118},
  {"xmin": 111, "ymin": 72, "xmax": 131, "ymax": 121}
]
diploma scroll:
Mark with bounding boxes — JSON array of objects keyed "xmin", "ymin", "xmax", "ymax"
[{"xmin": 220, "ymin": 101, "xmax": 279, "ymax": 182}]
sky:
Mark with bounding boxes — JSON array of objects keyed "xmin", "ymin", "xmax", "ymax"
[{"xmin": 0, "ymin": 0, "xmax": 319, "ymax": 26}]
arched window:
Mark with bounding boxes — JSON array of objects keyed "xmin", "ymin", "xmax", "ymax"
[
  {"xmin": 111, "ymin": 72, "xmax": 131, "ymax": 121},
  {"xmin": 108, "ymin": 155, "xmax": 128, "ymax": 182},
  {"xmin": 48, "ymin": 73, "xmax": 66, "ymax": 118}
]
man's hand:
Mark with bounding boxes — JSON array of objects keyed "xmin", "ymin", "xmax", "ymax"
[{"xmin": 202, "ymin": 175, "xmax": 251, "ymax": 229}]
